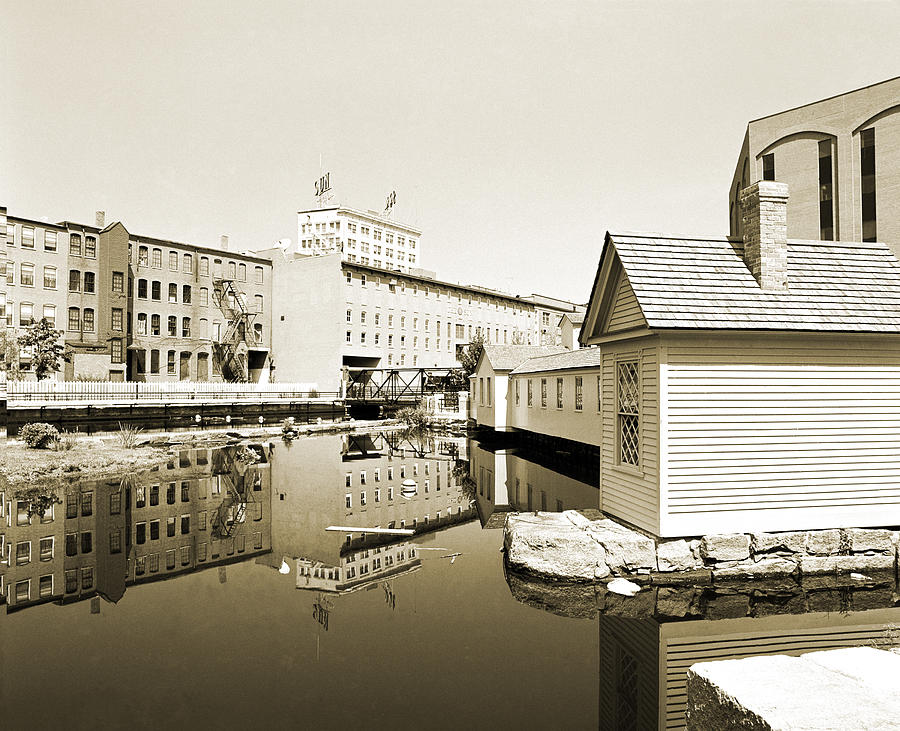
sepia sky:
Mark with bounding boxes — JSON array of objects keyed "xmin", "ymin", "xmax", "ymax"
[{"xmin": 3, "ymin": 1, "xmax": 900, "ymax": 303}]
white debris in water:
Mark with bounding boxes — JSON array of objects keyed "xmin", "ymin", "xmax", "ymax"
[
  {"xmin": 606, "ymin": 577, "xmax": 641, "ymax": 596},
  {"xmin": 850, "ymin": 572, "xmax": 871, "ymax": 581}
]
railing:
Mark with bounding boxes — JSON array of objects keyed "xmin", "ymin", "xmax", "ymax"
[{"xmin": 8, "ymin": 381, "xmax": 335, "ymax": 404}]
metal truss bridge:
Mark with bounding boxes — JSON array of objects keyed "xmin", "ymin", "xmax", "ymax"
[{"xmin": 344, "ymin": 368, "xmax": 457, "ymax": 404}]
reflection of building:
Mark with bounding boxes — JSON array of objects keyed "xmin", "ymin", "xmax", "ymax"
[
  {"xmin": 468, "ymin": 438, "xmax": 600, "ymax": 528},
  {"xmin": 597, "ymin": 606, "xmax": 900, "ymax": 731},
  {"xmin": 0, "ymin": 445, "xmax": 273, "ymax": 612},
  {"xmin": 263, "ymin": 431, "xmax": 476, "ymax": 594},
  {"xmin": 296, "ymin": 541, "xmax": 421, "ymax": 594}
]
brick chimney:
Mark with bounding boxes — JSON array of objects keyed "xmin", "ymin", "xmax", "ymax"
[
  {"xmin": 220, "ymin": 234, "xmax": 229, "ymax": 251},
  {"xmin": 739, "ymin": 181, "xmax": 789, "ymax": 290},
  {"xmin": 95, "ymin": 210, "xmax": 106, "ymax": 228}
]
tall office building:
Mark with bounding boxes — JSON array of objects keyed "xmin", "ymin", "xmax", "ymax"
[
  {"xmin": 297, "ymin": 205, "xmax": 423, "ymax": 273},
  {"xmin": 729, "ymin": 76, "xmax": 900, "ymax": 251}
]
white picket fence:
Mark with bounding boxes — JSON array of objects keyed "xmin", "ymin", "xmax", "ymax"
[{"xmin": 7, "ymin": 380, "xmax": 332, "ymax": 404}]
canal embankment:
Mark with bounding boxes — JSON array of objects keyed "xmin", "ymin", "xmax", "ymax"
[{"xmin": 503, "ymin": 510, "xmax": 899, "ymax": 584}]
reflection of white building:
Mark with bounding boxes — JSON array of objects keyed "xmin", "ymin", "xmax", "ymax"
[
  {"xmin": 264, "ymin": 432, "xmax": 476, "ymax": 579},
  {"xmin": 597, "ymin": 606, "xmax": 900, "ymax": 730},
  {"xmin": 295, "ymin": 541, "xmax": 421, "ymax": 594}
]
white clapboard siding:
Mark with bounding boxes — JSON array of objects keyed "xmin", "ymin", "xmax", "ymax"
[
  {"xmin": 660, "ymin": 337, "xmax": 900, "ymax": 536},
  {"xmin": 605, "ymin": 271, "xmax": 646, "ymax": 334},
  {"xmin": 600, "ymin": 341, "xmax": 660, "ymax": 535}
]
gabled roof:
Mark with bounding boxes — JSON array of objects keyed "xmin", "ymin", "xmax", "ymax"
[
  {"xmin": 479, "ymin": 345, "xmax": 566, "ymax": 372},
  {"xmin": 510, "ymin": 347, "xmax": 603, "ymax": 375},
  {"xmin": 559, "ymin": 312, "xmax": 585, "ymax": 327},
  {"xmin": 583, "ymin": 232, "xmax": 900, "ymax": 337}
]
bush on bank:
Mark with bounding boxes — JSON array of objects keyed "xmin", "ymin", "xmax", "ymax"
[{"xmin": 20, "ymin": 422, "xmax": 61, "ymax": 449}]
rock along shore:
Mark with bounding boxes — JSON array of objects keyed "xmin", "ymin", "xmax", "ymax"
[{"xmin": 503, "ymin": 510, "xmax": 900, "ymax": 583}]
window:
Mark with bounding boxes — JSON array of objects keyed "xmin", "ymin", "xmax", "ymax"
[
  {"xmin": 617, "ymin": 360, "xmax": 640, "ymax": 467},
  {"xmin": 151, "ymin": 280, "xmax": 161, "ymax": 300},
  {"xmin": 167, "ymin": 483, "xmax": 176, "ymax": 504},
  {"xmin": 43, "ymin": 266, "xmax": 57, "ymax": 289},
  {"xmin": 254, "ymin": 294, "xmax": 263, "ymax": 312},
  {"xmin": 83, "ymin": 271, "xmax": 95, "ymax": 293},
  {"xmin": 20, "ymin": 263, "xmax": 34, "ymax": 286},
  {"xmin": 360, "ymin": 491, "xmax": 367, "ymax": 506},
  {"xmin": 762, "ymin": 153, "xmax": 775, "ymax": 181},
  {"xmin": 70, "ymin": 233, "xmax": 82, "ymax": 255},
  {"xmin": 110, "ymin": 491, "xmax": 122, "ymax": 514},
  {"xmin": 181, "ymin": 514, "xmax": 190, "ymax": 534},
  {"xmin": 168, "ymin": 315, "xmax": 177, "ymax": 336},
  {"xmin": 136, "ymin": 523, "xmax": 146, "ymax": 544},
  {"xmin": 39, "ymin": 536, "xmax": 54, "ymax": 562},
  {"xmin": 137, "ymin": 278, "xmax": 147, "ymax": 298},
  {"xmin": 168, "ymin": 283, "xmax": 177, "ymax": 303},
  {"xmin": 166, "ymin": 549, "xmax": 176, "ymax": 570},
  {"xmin": 150, "ymin": 520, "xmax": 160, "ymax": 540},
  {"xmin": 22, "ymin": 226, "xmax": 34, "ymax": 248},
  {"xmin": 515, "ymin": 378, "xmax": 520, "ymax": 406},
  {"xmin": 16, "ymin": 541, "xmax": 31, "ymax": 565},
  {"xmin": 67, "ymin": 307, "xmax": 81, "ymax": 331},
  {"xmin": 111, "ymin": 338, "xmax": 123, "ymax": 363},
  {"xmin": 818, "ymin": 141, "xmax": 834, "ymax": 240},
  {"xmin": 137, "ymin": 312, "xmax": 148, "ymax": 335},
  {"xmin": 200, "ymin": 287, "xmax": 209, "ymax": 306},
  {"xmin": 85, "ymin": 236, "xmax": 96, "ymax": 258},
  {"xmin": 346, "ymin": 330, "xmax": 352, "ymax": 343},
  {"xmin": 255, "ymin": 266, "xmax": 264, "ymax": 284},
  {"xmin": 42, "ymin": 230, "xmax": 58, "ymax": 252},
  {"xmin": 861, "ymin": 127, "xmax": 876, "ymax": 242},
  {"xmin": 198, "ymin": 256, "xmax": 209, "ymax": 275},
  {"xmin": 347, "ymin": 309, "xmax": 352, "ymax": 323},
  {"xmin": 237, "ymin": 262, "xmax": 246, "ymax": 281},
  {"xmin": 19, "ymin": 302, "xmax": 34, "ymax": 326},
  {"xmin": 152, "ymin": 248, "xmax": 162, "ymax": 267},
  {"xmin": 81, "ymin": 491, "xmax": 93, "ymax": 516},
  {"xmin": 575, "ymin": 376, "xmax": 583, "ymax": 411},
  {"xmin": 527, "ymin": 379, "xmax": 533, "ymax": 407},
  {"xmin": 183, "ymin": 285, "xmax": 191, "ymax": 304},
  {"xmin": 151, "ymin": 314, "xmax": 160, "ymax": 335},
  {"xmin": 149, "ymin": 554, "xmax": 160, "ymax": 572},
  {"xmin": 183, "ymin": 253, "xmax": 193, "ymax": 273},
  {"xmin": 182, "ymin": 317, "xmax": 190, "ymax": 337},
  {"xmin": 361, "ymin": 273, "xmax": 367, "ymax": 287},
  {"xmin": 112, "ymin": 271, "xmax": 124, "ymax": 292},
  {"xmin": 111, "ymin": 308, "xmax": 123, "ymax": 331},
  {"xmin": 150, "ymin": 349, "xmax": 160, "ymax": 373},
  {"xmin": 81, "ymin": 531, "xmax": 93, "ymax": 554},
  {"xmin": 138, "ymin": 246, "xmax": 149, "ymax": 265},
  {"xmin": 556, "ymin": 378, "xmax": 564, "ymax": 409},
  {"xmin": 345, "ymin": 493, "xmax": 352, "ymax": 509},
  {"xmin": 345, "ymin": 271, "xmax": 352, "ymax": 284},
  {"xmin": 169, "ymin": 251, "xmax": 179, "ymax": 271},
  {"xmin": 81, "ymin": 567, "xmax": 94, "ymax": 589},
  {"xmin": 540, "ymin": 378, "xmax": 547, "ymax": 408}
]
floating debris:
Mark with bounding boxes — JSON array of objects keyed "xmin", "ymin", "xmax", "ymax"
[{"xmin": 607, "ymin": 577, "xmax": 642, "ymax": 597}]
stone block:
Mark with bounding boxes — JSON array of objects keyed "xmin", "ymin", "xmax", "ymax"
[
  {"xmin": 686, "ymin": 649, "xmax": 900, "ymax": 731},
  {"xmin": 601, "ymin": 585, "xmax": 656, "ymax": 618},
  {"xmin": 751, "ymin": 531, "xmax": 807, "ymax": 554},
  {"xmin": 656, "ymin": 586, "xmax": 700, "ymax": 619},
  {"xmin": 806, "ymin": 529, "xmax": 841, "ymax": 555},
  {"xmin": 650, "ymin": 569, "xmax": 713, "ymax": 586},
  {"xmin": 713, "ymin": 556, "xmax": 798, "ymax": 581},
  {"xmin": 845, "ymin": 528, "xmax": 894, "ymax": 554},
  {"xmin": 504, "ymin": 513, "xmax": 607, "ymax": 581},
  {"xmin": 587, "ymin": 519, "xmax": 657, "ymax": 573},
  {"xmin": 656, "ymin": 539, "xmax": 701, "ymax": 572},
  {"xmin": 700, "ymin": 533, "xmax": 750, "ymax": 562},
  {"xmin": 704, "ymin": 592, "xmax": 751, "ymax": 621},
  {"xmin": 800, "ymin": 553, "xmax": 894, "ymax": 575},
  {"xmin": 806, "ymin": 589, "xmax": 843, "ymax": 614}
]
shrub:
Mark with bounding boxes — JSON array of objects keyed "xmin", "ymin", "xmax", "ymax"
[
  {"xmin": 52, "ymin": 430, "xmax": 78, "ymax": 452},
  {"xmin": 20, "ymin": 422, "xmax": 60, "ymax": 449},
  {"xmin": 397, "ymin": 404, "xmax": 431, "ymax": 430},
  {"xmin": 116, "ymin": 422, "xmax": 143, "ymax": 449}
]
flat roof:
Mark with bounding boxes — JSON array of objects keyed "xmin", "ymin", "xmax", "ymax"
[
  {"xmin": 750, "ymin": 75, "xmax": 900, "ymax": 124},
  {"xmin": 297, "ymin": 205, "xmax": 422, "ymax": 235}
]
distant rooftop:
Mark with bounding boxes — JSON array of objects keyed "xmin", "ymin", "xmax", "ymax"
[
  {"xmin": 510, "ymin": 347, "xmax": 602, "ymax": 375},
  {"xmin": 481, "ymin": 345, "xmax": 567, "ymax": 372}
]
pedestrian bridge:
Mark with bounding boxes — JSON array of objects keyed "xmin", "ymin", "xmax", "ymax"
[{"xmin": 344, "ymin": 367, "xmax": 458, "ymax": 404}]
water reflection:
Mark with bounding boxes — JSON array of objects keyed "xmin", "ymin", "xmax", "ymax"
[
  {"xmin": 468, "ymin": 437, "xmax": 600, "ymax": 527},
  {"xmin": 262, "ymin": 431, "xmax": 475, "ymax": 596},
  {"xmin": 508, "ymin": 569, "xmax": 900, "ymax": 730},
  {"xmin": 0, "ymin": 444, "xmax": 273, "ymax": 613}
]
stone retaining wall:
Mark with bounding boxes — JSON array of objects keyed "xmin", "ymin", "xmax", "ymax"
[{"xmin": 503, "ymin": 511, "xmax": 899, "ymax": 583}]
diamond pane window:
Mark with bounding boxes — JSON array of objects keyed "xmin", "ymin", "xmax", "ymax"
[{"xmin": 616, "ymin": 360, "xmax": 640, "ymax": 467}]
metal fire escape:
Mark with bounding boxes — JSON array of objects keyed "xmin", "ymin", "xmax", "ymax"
[
  {"xmin": 212, "ymin": 278, "xmax": 258, "ymax": 382},
  {"xmin": 210, "ymin": 449, "xmax": 254, "ymax": 539}
]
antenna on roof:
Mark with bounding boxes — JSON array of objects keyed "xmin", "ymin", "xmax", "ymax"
[{"xmin": 314, "ymin": 153, "xmax": 334, "ymax": 209}]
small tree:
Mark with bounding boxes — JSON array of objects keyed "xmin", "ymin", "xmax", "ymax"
[
  {"xmin": 0, "ymin": 328, "xmax": 24, "ymax": 381},
  {"xmin": 18, "ymin": 318, "xmax": 68, "ymax": 380},
  {"xmin": 448, "ymin": 332, "xmax": 485, "ymax": 391}
]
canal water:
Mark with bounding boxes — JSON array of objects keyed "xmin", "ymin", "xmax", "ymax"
[{"xmin": 2, "ymin": 431, "xmax": 898, "ymax": 730}]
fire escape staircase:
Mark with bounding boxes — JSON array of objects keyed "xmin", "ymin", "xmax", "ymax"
[
  {"xmin": 212, "ymin": 278, "xmax": 258, "ymax": 382},
  {"xmin": 210, "ymin": 455, "xmax": 252, "ymax": 540}
]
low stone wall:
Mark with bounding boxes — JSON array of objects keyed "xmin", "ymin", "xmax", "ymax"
[{"xmin": 503, "ymin": 510, "xmax": 900, "ymax": 583}]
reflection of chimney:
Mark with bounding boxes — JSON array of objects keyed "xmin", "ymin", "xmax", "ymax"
[
  {"xmin": 95, "ymin": 210, "xmax": 106, "ymax": 228},
  {"xmin": 220, "ymin": 235, "xmax": 229, "ymax": 251},
  {"xmin": 739, "ymin": 181, "xmax": 789, "ymax": 290}
]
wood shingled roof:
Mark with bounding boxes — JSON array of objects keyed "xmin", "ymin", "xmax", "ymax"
[
  {"xmin": 509, "ymin": 347, "xmax": 603, "ymax": 375},
  {"xmin": 480, "ymin": 345, "xmax": 567, "ymax": 372},
  {"xmin": 608, "ymin": 233, "xmax": 900, "ymax": 332}
]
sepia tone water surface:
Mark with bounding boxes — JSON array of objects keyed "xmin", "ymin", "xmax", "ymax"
[{"xmin": 3, "ymin": 431, "xmax": 898, "ymax": 730}]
